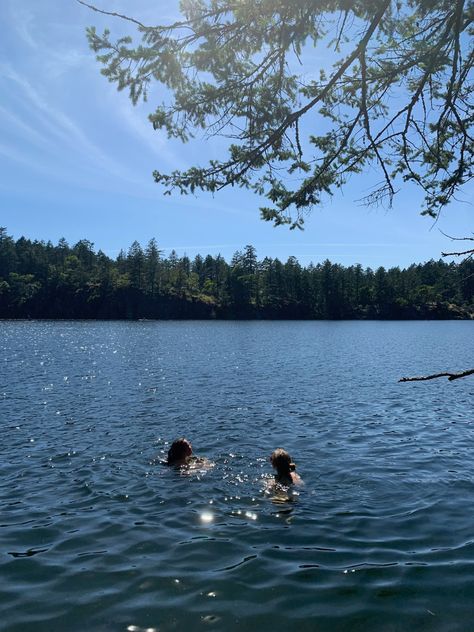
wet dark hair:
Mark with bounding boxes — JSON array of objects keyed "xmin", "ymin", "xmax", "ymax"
[
  {"xmin": 167, "ymin": 437, "xmax": 192, "ymax": 465},
  {"xmin": 270, "ymin": 448, "xmax": 296, "ymax": 475}
]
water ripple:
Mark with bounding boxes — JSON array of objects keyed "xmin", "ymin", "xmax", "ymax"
[{"xmin": 1, "ymin": 320, "xmax": 473, "ymax": 631}]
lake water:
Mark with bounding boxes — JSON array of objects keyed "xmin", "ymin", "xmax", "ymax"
[{"xmin": 1, "ymin": 320, "xmax": 473, "ymax": 631}]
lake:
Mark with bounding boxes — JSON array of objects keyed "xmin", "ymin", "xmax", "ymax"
[{"xmin": 1, "ymin": 320, "xmax": 473, "ymax": 631}]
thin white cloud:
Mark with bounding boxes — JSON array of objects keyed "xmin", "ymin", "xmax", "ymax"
[
  {"xmin": 116, "ymin": 100, "xmax": 186, "ymax": 170},
  {"xmin": 158, "ymin": 242, "xmax": 414, "ymax": 253},
  {"xmin": 9, "ymin": 3, "xmax": 37, "ymax": 49},
  {"xmin": 0, "ymin": 62, "xmax": 147, "ymax": 186},
  {"xmin": 0, "ymin": 104, "xmax": 51, "ymax": 149},
  {"xmin": 45, "ymin": 48, "xmax": 91, "ymax": 79},
  {"xmin": 0, "ymin": 142, "xmax": 46, "ymax": 170},
  {"xmin": 3, "ymin": 0, "xmax": 184, "ymax": 184},
  {"xmin": 160, "ymin": 244, "xmax": 242, "ymax": 252},
  {"xmin": 0, "ymin": 140, "xmax": 107, "ymax": 191},
  {"xmin": 0, "ymin": 141, "xmax": 163, "ymax": 201}
]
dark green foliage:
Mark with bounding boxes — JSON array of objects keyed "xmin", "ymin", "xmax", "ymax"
[
  {"xmin": 85, "ymin": 0, "xmax": 474, "ymax": 228},
  {"xmin": 0, "ymin": 229, "xmax": 472, "ymax": 320}
]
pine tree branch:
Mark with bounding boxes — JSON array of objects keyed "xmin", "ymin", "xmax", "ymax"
[
  {"xmin": 76, "ymin": 0, "xmax": 148, "ymax": 29},
  {"xmin": 441, "ymin": 248, "xmax": 474, "ymax": 257},
  {"xmin": 439, "ymin": 230, "xmax": 474, "ymax": 242},
  {"xmin": 84, "ymin": 0, "xmax": 474, "ymax": 226},
  {"xmin": 399, "ymin": 368, "xmax": 474, "ymax": 382}
]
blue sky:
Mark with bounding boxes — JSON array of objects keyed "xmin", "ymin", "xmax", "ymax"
[{"xmin": 1, "ymin": 0, "xmax": 472, "ymax": 269}]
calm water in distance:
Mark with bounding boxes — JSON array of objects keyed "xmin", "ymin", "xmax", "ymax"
[{"xmin": 1, "ymin": 320, "xmax": 473, "ymax": 632}]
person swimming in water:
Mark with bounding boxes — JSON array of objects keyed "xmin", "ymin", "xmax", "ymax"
[
  {"xmin": 166, "ymin": 437, "xmax": 213, "ymax": 470},
  {"xmin": 166, "ymin": 437, "xmax": 193, "ymax": 466},
  {"xmin": 270, "ymin": 448, "xmax": 302, "ymax": 486}
]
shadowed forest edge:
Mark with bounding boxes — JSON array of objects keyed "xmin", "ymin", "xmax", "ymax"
[{"xmin": 1, "ymin": 229, "xmax": 472, "ymax": 320}]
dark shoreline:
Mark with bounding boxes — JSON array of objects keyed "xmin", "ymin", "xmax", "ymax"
[
  {"xmin": 2, "ymin": 313, "xmax": 473, "ymax": 322},
  {"xmin": 1, "ymin": 230, "xmax": 473, "ymax": 322}
]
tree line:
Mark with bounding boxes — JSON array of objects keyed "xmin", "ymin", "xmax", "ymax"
[{"xmin": 0, "ymin": 228, "xmax": 472, "ymax": 320}]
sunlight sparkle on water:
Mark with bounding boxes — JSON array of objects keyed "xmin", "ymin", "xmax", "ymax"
[
  {"xmin": 2, "ymin": 320, "xmax": 473, "ymax": 632},
  {"xmin": 200, "ymin": 511, "xmax": 214, "ymax": 523}
]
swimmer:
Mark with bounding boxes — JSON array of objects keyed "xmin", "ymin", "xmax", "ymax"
[
  {"xmin": 166, "ymin": 437, "xmax": 213, "ymax": 470},
  {"xmin": 270, "ymin": 448, "xmax": 302, "ymax": 486},
  {"xmin": 166, "ymin": 437, "xmax": 193, "ymax": 466}
]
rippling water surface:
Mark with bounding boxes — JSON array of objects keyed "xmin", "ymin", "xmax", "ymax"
[{"xmin": 1, "ymin": 320, "xmax": 473, "ymax": 631}]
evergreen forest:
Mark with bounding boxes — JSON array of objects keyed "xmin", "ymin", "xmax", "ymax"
[{"xmin": 0, "ymin": 229, "xmax": 472, "ymax": 320}]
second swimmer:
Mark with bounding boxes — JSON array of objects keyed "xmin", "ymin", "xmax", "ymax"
[{"xmin": 270, "ymin": 448, "xmax": 302, "ymax": 486}]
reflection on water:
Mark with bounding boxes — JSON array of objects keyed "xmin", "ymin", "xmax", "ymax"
[{"xmin": 1, "ymin": 320, "xmax": 473, "ymax": 631}]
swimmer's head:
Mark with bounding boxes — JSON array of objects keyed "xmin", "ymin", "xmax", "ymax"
[
  {"xmin": 270, "ymin": 448, "xmax": 296, "ymax": 475},
  {"xmin": 167, "ymin": 437, "xmax": 193, "ymax": 465}
]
